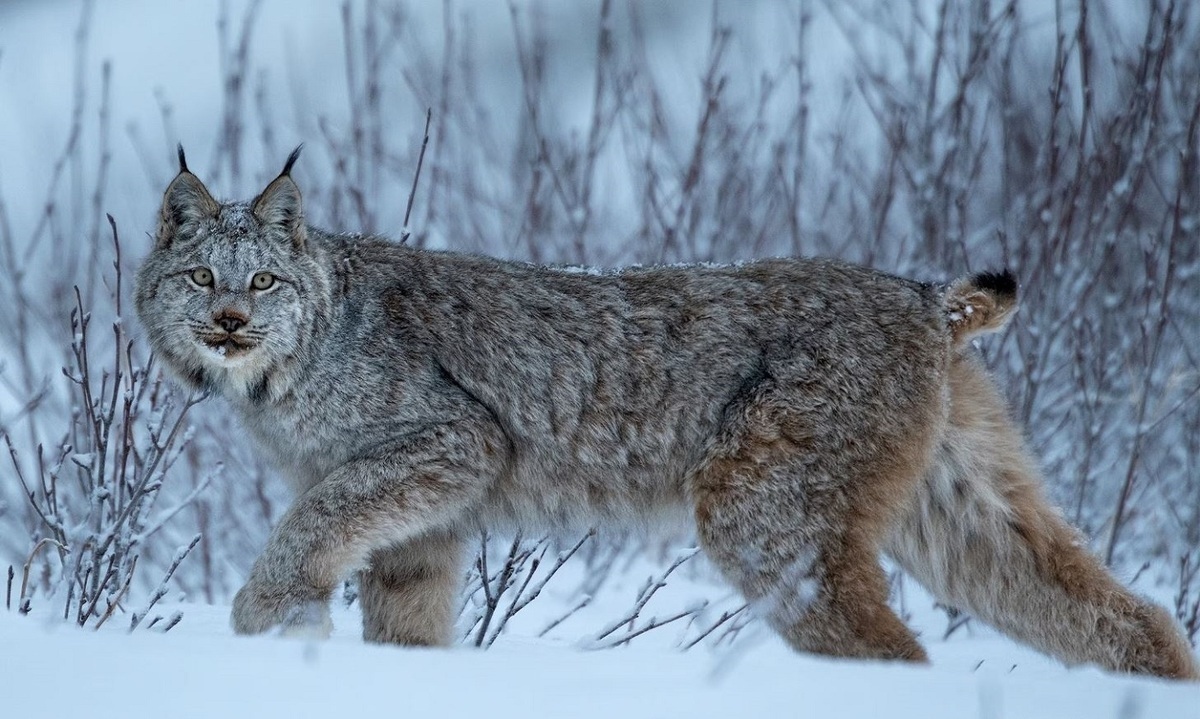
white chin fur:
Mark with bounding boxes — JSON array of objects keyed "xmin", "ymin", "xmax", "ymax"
[
  {"xmin": 194, "ymin": 339, "xmax": 259, "ymax": 367},
  {"xmin": 190, "ymin": 340, "xmax": 271, "ymax": 398}
]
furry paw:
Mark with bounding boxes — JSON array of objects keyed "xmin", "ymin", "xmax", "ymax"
[{"xmin": 231, "ymin": 579, "xmax": 333, "ymax": 637}]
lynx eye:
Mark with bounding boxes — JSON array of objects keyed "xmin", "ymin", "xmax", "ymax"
[
  {"xmin": 190, "ymin": 267, "xmax": 213, "ymax": 286},
  {"xmin": 251, "ymin": 272, "xmax": 276, "ymax": 291}
]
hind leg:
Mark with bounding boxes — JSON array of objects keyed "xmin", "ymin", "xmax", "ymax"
[
  {"xmin": 691, "ymin": 392, "xmax": 934, "ymax": 662},
  {"xmin": 886, "ymin": 356, "xmax": 1199, "ymax": 680},
  {"xmin": 359, "ymin": 530, "xmax": 466, "ymax": 646}
]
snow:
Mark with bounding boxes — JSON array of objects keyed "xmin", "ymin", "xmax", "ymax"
[{"xmin": 3, "ymin": 603, "xmax": 1197, "ymax": 719}]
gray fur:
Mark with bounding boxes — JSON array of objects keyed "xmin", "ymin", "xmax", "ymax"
[{"xmin": 135, "ymin": 155, "xmax": 1197, "ymax": 679}]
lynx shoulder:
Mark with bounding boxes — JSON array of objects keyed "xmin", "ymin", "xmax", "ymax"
[{"xmin": 135, "ymin": 148, "xmax": 1198, "ymax": 680}]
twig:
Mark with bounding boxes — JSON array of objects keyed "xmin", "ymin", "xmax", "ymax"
[
  {"xmin": 590, "ymin": 548, "xmax": 698, "ymax": 644},
  {"xmin": 591, "ymin": 608, "xmax": 696, "ymax": 650},
  {"xmin": 1175, "ymin": 553, "xmax": 1200, "ymax": 647},
  {"xmin": 940, "ymin": 604, "xmax": 973, "ymax": 640},
  {"xmin": 400, "ymin": 108, "xmax": 432, "ymax": 244},
  {"xmin": 484, "ymin": 531, "xmax": 591, "ymax": 647},
  {"xmin": 472, "ymin": 531, "xmax": 525, "ymax": 647},
  {"xmin": 20, "ymin": 538, "xmax": 68, "ymax": 614},
  {"xmin": 158, "ymin": 611, "xmax": 184, "ymax": 633},
  {"xmin": 682, "ymin": 603, "xmax": 748, "ymax": 650},
  {"xmin": 93, "ymin": 555, "xmax": 136, "ymax": 630},
  {"xmin": 129, "ymin": 534, "xmax": 200, "ymax": 632},
  {"xmin": 538, "ymin": 595, "xmax": 592, "ymax": 638}
]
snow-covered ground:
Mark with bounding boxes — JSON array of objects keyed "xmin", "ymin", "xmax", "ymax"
[{"xmin": 6, "ymin": 591, "xmax": 1198, "ymax": 719}]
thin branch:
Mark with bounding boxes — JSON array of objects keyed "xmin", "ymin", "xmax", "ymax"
[{"xmin": 400, "ymin": 108, "xmax": 432, "ymax": 244}]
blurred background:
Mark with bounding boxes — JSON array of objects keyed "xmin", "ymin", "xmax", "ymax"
[{"xmin": 0, "ymin": 0, "xmax": 1196, "ymax": 646}]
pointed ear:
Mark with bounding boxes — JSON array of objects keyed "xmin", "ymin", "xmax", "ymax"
[
  {"xmin": 158, "ymin": 170, "xmax": 218, "ymax": 248},
  {"xmin": 252, "ymin": 146, "xmax": 306, "ymax": 250}
]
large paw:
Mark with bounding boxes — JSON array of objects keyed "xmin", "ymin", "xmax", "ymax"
[{"xmin": 231, "ymin": 579, "xmax": 333, "ymax": 638}]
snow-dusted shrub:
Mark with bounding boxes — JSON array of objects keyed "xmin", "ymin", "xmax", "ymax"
[
  {"xmin": 3, "ymin": 220, "xmax": 206, "ymax": 628},
  {"xmin": 459, "ymin": 531, "xmax": 592, "ymax": 647}
]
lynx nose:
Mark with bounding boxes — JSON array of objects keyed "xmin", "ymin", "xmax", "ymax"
[{"xmin": 214, "ymin": 310, "xmax": 248, "ymax": 334}]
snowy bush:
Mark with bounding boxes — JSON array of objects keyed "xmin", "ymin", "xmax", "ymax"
[{"xmin": 2, "ymin": 219, "xmax": 205, "ymax": 627}]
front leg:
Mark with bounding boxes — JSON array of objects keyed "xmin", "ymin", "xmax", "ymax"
[
  {"xmin": 232, "ymin": 421, "xmax": 502, "ymax": 636},
  {"xmin": 359, "ymin": 530, "xmax": 467, "ymax": 646}
]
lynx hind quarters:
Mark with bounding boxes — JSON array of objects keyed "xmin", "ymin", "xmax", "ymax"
[{"xmin": 943, "ymin": 270, "xmax": 1018, "ymax": 346}]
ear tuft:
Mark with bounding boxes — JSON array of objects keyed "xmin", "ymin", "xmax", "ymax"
[
  {"xmin": 177, "ymin": 143, "xmax": 189, "ymax": 173},
  {"xmin": 280, "ymin": 144, "xmax": 303, "ymax": 177}
]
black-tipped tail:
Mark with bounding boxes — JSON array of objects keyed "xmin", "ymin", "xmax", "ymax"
[
  {"xmin": 943, "ymin": 269, "xmax": 1019, "ymax": 346},
  {"xmin": 970, "ymin": 270, "xmax": 1017, "ymax": 304}
]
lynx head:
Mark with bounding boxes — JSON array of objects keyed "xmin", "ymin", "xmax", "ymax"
[{"xmin": 135, "ymin": 146, "xmax": 327, "ymax": 400}]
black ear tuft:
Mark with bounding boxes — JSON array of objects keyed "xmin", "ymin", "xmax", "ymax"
[
  {"xmin": 177, "ymin": 143, "xmax": 189, "ymax": 173},
  {"xmin": 280, "ymin": 144, "xmax": 303, "ymax": 177}
]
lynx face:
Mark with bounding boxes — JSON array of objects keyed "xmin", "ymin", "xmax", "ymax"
[{"xmin": 135, "ymin": 148, "xmax": 320, "ymax": 398}]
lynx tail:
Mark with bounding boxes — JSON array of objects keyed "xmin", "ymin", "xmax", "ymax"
[{"xmin": 943, "ymin": 270, "xmax": 1018, "ymax": 346}]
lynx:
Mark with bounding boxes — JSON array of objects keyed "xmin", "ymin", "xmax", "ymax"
[{"xmin": 135, "ymin": 148, "xmax": 1198, "ymax": 680}]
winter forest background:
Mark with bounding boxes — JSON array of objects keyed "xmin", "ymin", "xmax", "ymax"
[{"xmin": 0, "ymin": 0, "xmax": 1198, "ymax": 683}]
